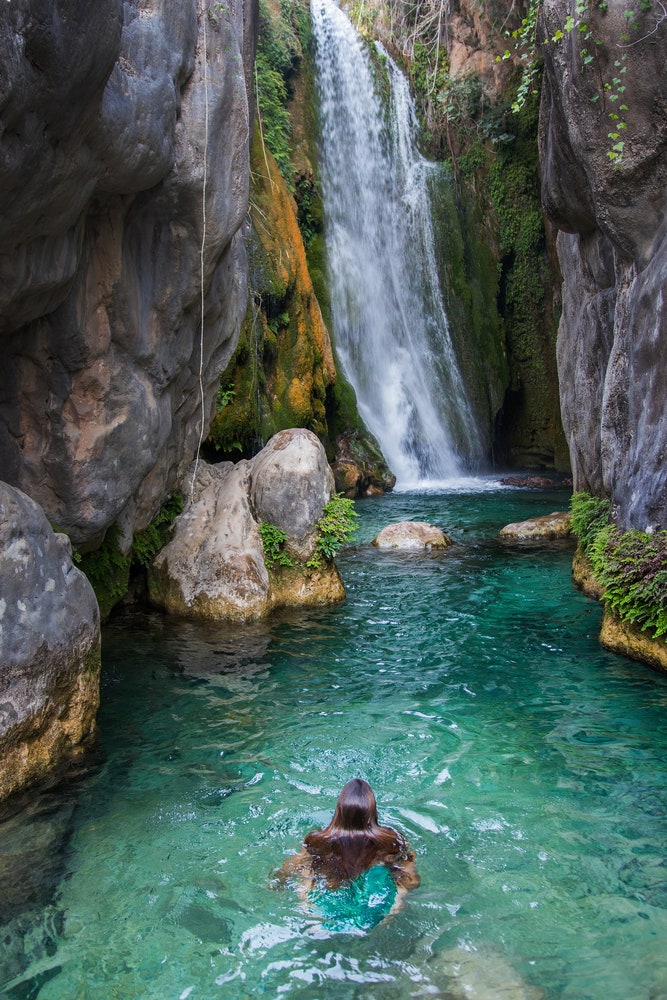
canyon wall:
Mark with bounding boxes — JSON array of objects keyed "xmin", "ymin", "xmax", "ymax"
[
  {"xmin": 0, "ymin": 0, "xmax": 258, "ymax": 800},
  {"xmin": 0, "ymin": 0, "xmax": 258, "ymax": 549},
  {"xmin": 539, "ymin": 0, "xmax": 667, "ymax": 529}
]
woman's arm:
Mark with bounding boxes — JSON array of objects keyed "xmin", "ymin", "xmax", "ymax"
[
  {"xmin": 390, "ymin": 855, "xmax": 421, "ymax": 891},
  {"xmin": 272, "ymin": 848, "xmax": 314, "ymax": 889}
]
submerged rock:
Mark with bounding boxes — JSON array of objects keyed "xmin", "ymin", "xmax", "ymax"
[
  {"xmin": 148, "ymin": 429, "xmax": 345, "ymax": 621},
  {"xmin": 499, "ymin": 512, "xmax": 572, "ymax": 542},
  {"xmin": 430, "ymin": 944, "xmax": 544, "ymax": 999},
  {"xmin": 373, "ymin": 522, "xmax": 453, "ymax": 551},
  {"xmin": 0, "ymin": 484, "xmax": 100, "ymax": 804}
]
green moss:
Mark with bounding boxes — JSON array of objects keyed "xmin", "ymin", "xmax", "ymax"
[
  {"xmin": 75, "ymin": 494, "xmax": 184, "ymax": 620},
  {"xmin": 427, "ymin": 161, "xmax": 508, "ymax": 450},
  {"xmin": 571, "ymin": 492, "xmax": 667, "ymax": 638},
  {"xmin": 255, "ymin": 0, "xmax": 310, "ymax": 186},
  {"xmin": 132, "ymin": 493, "xmax": 184, "ymax": 568},
  {"xmin": 77, "ymin": 526, "xmax": 131, "ymax": 622}
]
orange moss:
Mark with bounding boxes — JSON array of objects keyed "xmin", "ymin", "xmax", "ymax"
[{"xmin": 247, "ymin": 126, "xmax": 336, "ymax": 437}]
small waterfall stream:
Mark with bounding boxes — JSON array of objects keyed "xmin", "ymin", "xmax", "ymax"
[{"xmin": 312, "ymin": 0, "xmax": 484, "ymax": 486}]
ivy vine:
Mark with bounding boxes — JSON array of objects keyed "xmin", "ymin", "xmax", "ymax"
[{"xmin": 500, "ymin": 0, "xmax": 666, "ymax": 166}]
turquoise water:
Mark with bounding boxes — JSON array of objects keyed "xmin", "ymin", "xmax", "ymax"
[{"xmin": 2, "ymin": 487, "xmax": 667, "ymax": 999}]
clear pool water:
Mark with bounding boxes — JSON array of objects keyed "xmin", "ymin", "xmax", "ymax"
[{"xmin": 2, "ymin": 487, "xmax": 667, "ymax": 999}]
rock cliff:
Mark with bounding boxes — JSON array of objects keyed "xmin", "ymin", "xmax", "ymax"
[
  {"xmin": 0, "ymin": 0, "xmax": 258, "ymax": 548},
  {"xmin": 0, "ymin": 0, "xmax": 258, "ymax": 800},
  {"xmin": 539, "ymin": 0, "xmax": 667, "ymax": 529}
]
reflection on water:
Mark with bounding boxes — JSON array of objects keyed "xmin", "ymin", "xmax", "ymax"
[{"xmin": 1, "ymin": 487, "xmax": 667, "ymax": 999}]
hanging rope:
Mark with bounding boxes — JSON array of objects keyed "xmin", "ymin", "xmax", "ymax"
[{"xmin": 190, "ymin": 0, "xmax": 210, "ymax": 499}]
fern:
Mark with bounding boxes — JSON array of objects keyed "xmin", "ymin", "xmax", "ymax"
[
  {"xmin": 570, "ymin": 492, "xmax": 667, "ymax": 637},
  {"xmin": 307, "ymin": 494, "xmax": 359, "ymax": 569}
]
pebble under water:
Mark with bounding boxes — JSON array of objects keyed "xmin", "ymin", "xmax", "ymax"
[{"xmin": 2, "ymin": 486, "xmax": 667, "ymax": 999}]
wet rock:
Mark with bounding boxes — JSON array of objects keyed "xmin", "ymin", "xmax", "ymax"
[
  {"xmin": 148, "ymin": 429, "xmax": 345, "ymax": 621},
  {"xmin": 599, "ymin": 611, "xmax": 667, "ymax": 676},
  {"xmin": 0, "ymin": 483, "xmax": 100, "ymax": 803},
  {"xmin": 499, "ymin": 511, "xmax": 572, "ymax": 542},
  {"xmin": 373, "ymin": 521, "xmax": 453, "ymax": 551},
  {"xmin": 571, "ymin": 545, "xmax": 604, "ymax": 600},
  {"xmin": 331, "ymin": 431, "xmax": 396, "ymax": 498},
  {"xmin": 250, "ymin": 428, "xmax": 334, "ymax": 562},
  {"xmin": 430, "ymin": 944, "xmax": 545, "ymax": 999},
  {"xmin": 499, "ymin": 475, "xmax": 572, "ymax": 489}
]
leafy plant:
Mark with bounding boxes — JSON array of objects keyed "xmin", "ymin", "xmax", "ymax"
[
  {"xmin": 307, "ymin": 494, "xmax": 359, "ymax": 568},
  {"xmin": 259, "ymin": 495, "xmax": 358, "ymax": 572},
  {"xmin": 132, "ymin": 493, "xmax": 184, "ymax": 569},
  {"xmin": 216, "ymin": 387, "xmax": 235, "ymax": 414},
  {"xmin": 570, "ymin": 491, "xmax": 612, "ymax": 553},
  {"xmin": 258, "ymin": 521, "xmax": 294, "ymax": 568},
  {"xmin": 569, "ymin": 491, "xmax": 667, "ymax": 637},
  {"xmin": 589, "ymin": 525, "xmax": 667, "ymax": 636},
  {"xmin": 500, "ymin": 0, "xmax": 666, "ymax": 166},
  {"xmin": 77, "ymin": 525, "xmax": 132, "ymax": 620}
]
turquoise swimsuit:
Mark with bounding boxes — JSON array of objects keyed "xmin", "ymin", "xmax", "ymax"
[{"xmin": 308, "ymin": 864, "xmax": 398, "ymax": 932}]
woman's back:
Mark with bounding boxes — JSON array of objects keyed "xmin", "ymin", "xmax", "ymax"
[{"xmin": 308, "ymin": 863, "xmax": 398, "ymax": 932}]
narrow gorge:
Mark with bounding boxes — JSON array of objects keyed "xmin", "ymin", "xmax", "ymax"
[{"xmin": 1, "ymin": 0, "xmax": 666, "ymax": 995}]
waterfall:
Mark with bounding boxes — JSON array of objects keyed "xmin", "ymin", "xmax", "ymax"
[{"xmin": 312, "ymin": 0, "xmax": 484, "ymax": 487}]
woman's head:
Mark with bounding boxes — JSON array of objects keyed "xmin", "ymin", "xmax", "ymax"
[
  {"xmin": 305, "ymin": 779, "xmax": 403, "ymax": 885},
  {"xmin": 330, "ymin": 779, "xmax": 378, "ymax": 833}
]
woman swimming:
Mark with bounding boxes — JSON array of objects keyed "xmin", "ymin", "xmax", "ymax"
[{"xmin": 276, "ymin": 779, "xmax": 420, "ymax": 931}]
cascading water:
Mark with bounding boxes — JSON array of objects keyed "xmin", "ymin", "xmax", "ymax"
[{"xmin": 312, "ymin": 0, "xmax": 484, "ymax": 487}]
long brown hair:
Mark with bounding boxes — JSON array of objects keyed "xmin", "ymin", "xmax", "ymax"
[{"xmin": 304, "ymin": 779, "xmax": 409, "ymax": 887}]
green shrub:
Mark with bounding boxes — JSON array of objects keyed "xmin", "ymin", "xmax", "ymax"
[
  {"xmin": 570, "ymin": 491, "xmax": 667, "ymax": 637},
  {"xmin": 570, "ymin": 491, "xmax": 612, "ymax": 554},
  {"xmin": 589, "ymin": 525, "xmax": 667, "ymax": 637},
  {"xmin": 74, "ymin": 493, "xmax": 184, "ymax": 618},
  {"xmin": 77, "ymin": 526, "xmax": 132, "ymax": 621},
  {"xmin": 259, "ymin": 495, "xmax": 358, "ymax": 572},
  {"xmin": 307, "ymin": 494, "xmax": 359, "ymax": 568}
]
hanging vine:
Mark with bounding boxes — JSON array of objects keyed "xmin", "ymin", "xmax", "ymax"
[{"xmin": 500, "ymin": 0, "xmax": 667, "ymax": 166}]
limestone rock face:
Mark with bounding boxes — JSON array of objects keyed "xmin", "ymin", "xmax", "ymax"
[
  {"xmin": 600, "ymin": 611, "xmax": 667, "ymax": 676},
  {"xmin": 539, "ymin": 0, "xmax": 667, "ymax": 529},
  {"xmin": 208, "ymin": 132, "xmax": 336, "ymax": 456},
  {"xmin": 0, "ymin": 484, "xmax": 101, "ymax": 803},
  {"xmin": 149, "ymin": 429, "xmax": 345, "ymax": 621},
  {"xmin": 0, "ymin": 0, "xmax": 258, "ymax": 547},
  {"xmin": 373, "ymin": 521, "xmax": 453, "ymax": 551},
  {"xmin": 499, "ymin": 511, "xmax": 572, "ymax": 542}
]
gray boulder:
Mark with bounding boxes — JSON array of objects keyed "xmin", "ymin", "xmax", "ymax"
[
  {"xmin": 0, "ymin": 483, "xmax": 100, "ymax": 803},
  {"xmin": 373, "ymin": 521, "xmax": 453, "ymax": 551},
  {"xmin": 149, "ymin": 429, "xmax": 345, "ymax": 621},
  {"xmin": 250, "ymin": 427, "xmax": 336, "ymax": 561}
]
